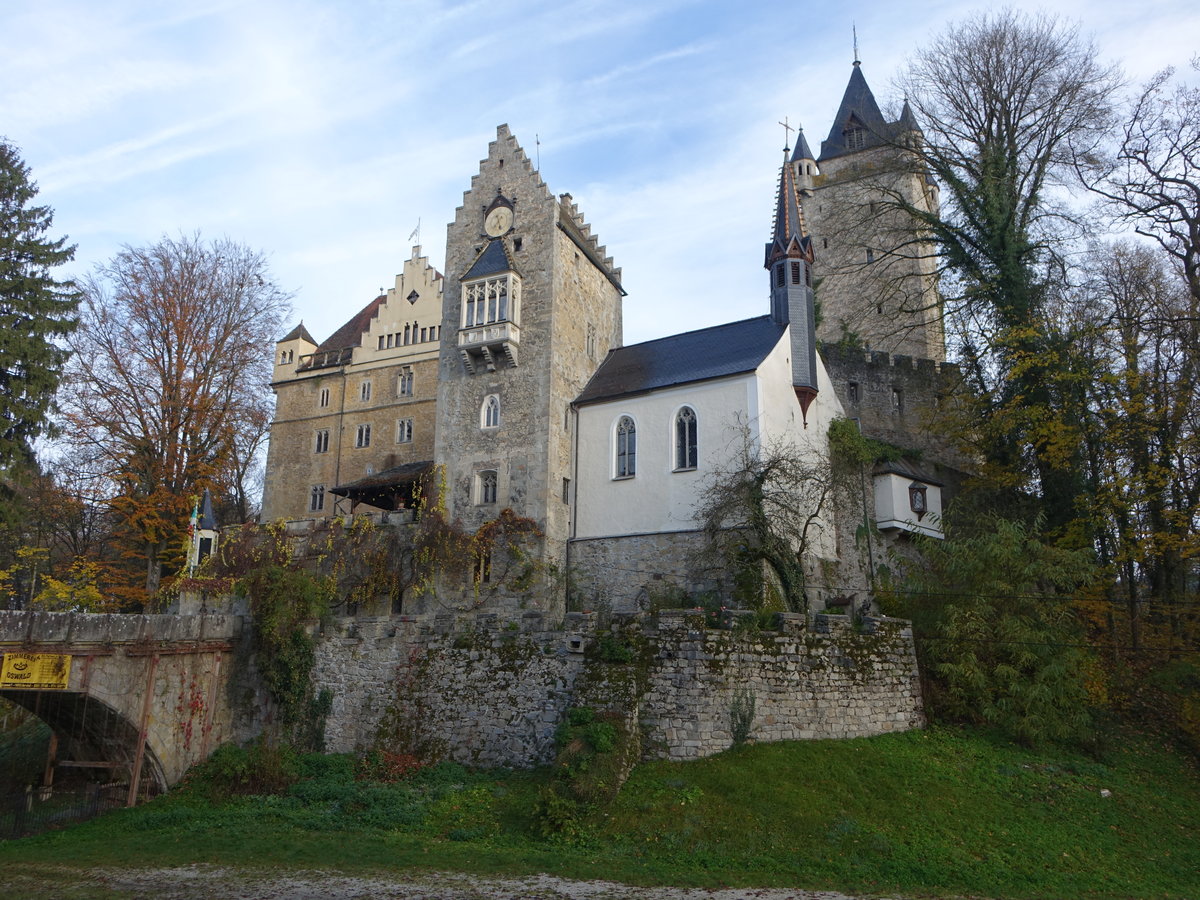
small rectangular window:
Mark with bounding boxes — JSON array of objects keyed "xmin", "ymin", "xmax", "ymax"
[
  {"xmin": 791, "ymin": 261, "xmax": 801, "ymax": 285},
  {"xmin": 356, "ymin": 424, "xmax": 371, "ymax": 448},
  {"xmin": 892, "ymin": 388, "xmax": 904, "ymax": 414},
  {"xmin": 314, "ymin": 429, "xmax": 330, "ymax": 453},
  {"xmin": 319, "ymin": 387, "xmax": 330, "ymax": 408},
  {"xmin": 848, "ymin": 382, "xmax": 859, "ymax": 404},
  {"xmin": 562, "ymin": 477, "xmax": 570, "ymax": 504},
  {"xmin": 387, "ymin": 334, "xmax": 394, "ymax": 349},
  {"xmin": 309, "ymin": 484, "xmax": 325, "ymax": 512},
  {"xmin": 361, "ymin": 381, "xmax": 372, "ymax": 402},
  {"xmin": 396, "ymin": 418, "xmax": 413, "ymax": 443},
  {"xmin": 378, "ymin": 336, "xmax": 386, "ymax": 351},
  {"xmin": 420, "ymin": 327, "xmax": 427, "ymax": 342}
]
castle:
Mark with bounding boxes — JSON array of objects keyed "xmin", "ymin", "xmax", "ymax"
[{"xmin": 261, "ymin": 60, "xmax": 963, "ymax": 618}]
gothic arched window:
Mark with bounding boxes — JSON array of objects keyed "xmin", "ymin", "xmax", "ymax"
[
  {"xmin": 478, "ymin": 470, "xmax": 498, "ymax": 505},
  {"xmin": 482, "ymin": 394, "xmax": 500, "ymax": 429},
  {"xmin": 615, "ymin": 416, "xmax": 636, "ymax": 478},
  {"xmin": 674, "ymin": 406, "xmax": 698, "ymax": 471}
]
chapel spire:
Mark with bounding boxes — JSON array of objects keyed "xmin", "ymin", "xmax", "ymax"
[{"xmin": 764, "ymin": 144, "xmax": 819, "ymax": 423}]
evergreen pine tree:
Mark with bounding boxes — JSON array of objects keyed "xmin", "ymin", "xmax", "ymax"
[{"xmin": 0, "ymin": 140, "xmax": 79, "ymax": 477}]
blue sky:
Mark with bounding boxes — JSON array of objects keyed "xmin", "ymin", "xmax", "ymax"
[{"xmin": 3, "ymin": 0, "xmax": 1197, "ymax": 347}]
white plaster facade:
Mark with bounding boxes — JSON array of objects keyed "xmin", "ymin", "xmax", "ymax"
[{"xmin": 572, "ymin": 332, "xmax": 845, "ymax": 564}]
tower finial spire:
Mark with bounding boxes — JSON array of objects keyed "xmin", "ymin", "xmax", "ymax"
[{"xmin": 853, "ymin": 23, "xmax": 860, "ymax": 66}]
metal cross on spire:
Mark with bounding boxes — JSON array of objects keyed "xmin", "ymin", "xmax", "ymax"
[{"xmin": 778, "ymin": 116, "xmax": 795, "ymax": 152}]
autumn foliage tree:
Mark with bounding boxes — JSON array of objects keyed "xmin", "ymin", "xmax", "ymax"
[{"xmin": 61, "ymin": 234, "xmax": 290, "ymax": 599}]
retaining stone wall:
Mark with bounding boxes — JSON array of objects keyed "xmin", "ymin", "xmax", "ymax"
[{"xmin": 313, "ymin": 607, "xmax": 923, "ymax": 766}]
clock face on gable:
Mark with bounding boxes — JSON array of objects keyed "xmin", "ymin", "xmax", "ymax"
[{"xmin": 484, "ymin": 205, "xmax": 513, "ymax": 237}]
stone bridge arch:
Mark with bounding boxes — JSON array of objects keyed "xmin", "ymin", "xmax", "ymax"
[{"xmin": 0, "ymin": 612, "xmax": 252, "ymax": 803}]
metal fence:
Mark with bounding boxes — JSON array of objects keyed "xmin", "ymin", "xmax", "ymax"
[{"xmin": 1, "ymin": 782, "xmax": 129, "ymax": 839}]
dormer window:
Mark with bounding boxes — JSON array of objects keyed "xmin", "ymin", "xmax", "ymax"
[{"xmin": 845, "ymin": 126, "xmax": 866, "ymax": 150}]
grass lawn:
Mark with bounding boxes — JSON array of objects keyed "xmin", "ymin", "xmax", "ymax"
[{"xmin": 1, "ymin": 726, "xmax": 1197, "ymax": 899}]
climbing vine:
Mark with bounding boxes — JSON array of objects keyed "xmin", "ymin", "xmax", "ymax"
[{"xmin": 239, "ymin": 564, "xmax": 333, "ymax": 748}]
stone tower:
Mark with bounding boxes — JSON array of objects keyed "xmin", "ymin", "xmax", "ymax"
[
  {"xmin": 804, "ymin": 59, "xmax": 945, "ymax": 361},
  {"xmin": 434, "ymin": 125, "xmax": 624, "ymax": 609}
]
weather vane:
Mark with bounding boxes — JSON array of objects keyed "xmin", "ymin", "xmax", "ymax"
[{"xmin": 408, "ymin": 218, "xmax": 420, "ymax": 247}]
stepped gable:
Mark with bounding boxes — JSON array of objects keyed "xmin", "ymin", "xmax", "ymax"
[
  {"xmin": 575, "ymin": 315, "xmax": 784, "ymax": 406},
  {"xmin": 297, "ymin": 293, "xmax": 387, "ymax": 371},
  {"xmin": 557, "ymin": 192, "xmax": 623, "ymax": 291},
  {"xmin": 452, "ymin": 124, "xmax": 555, "ymax": 221}
]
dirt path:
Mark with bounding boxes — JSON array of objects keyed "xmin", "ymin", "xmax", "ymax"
[{"xmin": 40, "ymin": 866, "xmax": 901, "ymax": 899}]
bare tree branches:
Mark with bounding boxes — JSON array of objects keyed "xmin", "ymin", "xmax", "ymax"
[{"xmin": 1085, "ymin": 64, "xmax": 1200, "ymax": 308}]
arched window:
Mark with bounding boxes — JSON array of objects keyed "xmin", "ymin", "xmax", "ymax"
[
  {"xmin": 615, "ymin": 416, "xmax": 636, "ymax": 478},
  {"xmin": 674, "ymin": 407, "xmax": 698, "ymax": 471},
  {"xmin": 478, "ymin": 470, "xmax": 498, "ymax": 505},
  {"xmin": 482, "ymin": 394, "xmax": 500, "ymax": 429}
]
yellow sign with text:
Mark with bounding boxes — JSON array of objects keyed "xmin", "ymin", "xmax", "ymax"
[{"xmin": 0, "ymin": 653, "xmax": 71, "ymax": 690}]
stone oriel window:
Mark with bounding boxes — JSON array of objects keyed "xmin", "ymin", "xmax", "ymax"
[
  {"xmin": 314, "ymin": 429, "xmax": 330, "ymax": 453},
  {"xmin": 309, "ymin": 484, "xmax": 325, "ymax": 512},
  {"xmin": 396, "ymin": 418, "xmax": 413, "ymax": 443},
  {"xmin": 615, "ymin": 416, "xmax": 636, "ymax": 479},
  {"xmin": 355, "ymin": 424, "xmax": 371, "ymax": 448},
  {"xmin": 674, "ymin": 406, "xmax": 698, "ymax": 471},
  {"xmin": 462, "ymin": 275, "xmax": 518, "ymax": 327}
]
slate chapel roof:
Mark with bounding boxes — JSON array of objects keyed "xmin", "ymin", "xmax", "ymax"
[{"xmin": 574, "ymin": 315, "xmax": 786, "ymax": 407}]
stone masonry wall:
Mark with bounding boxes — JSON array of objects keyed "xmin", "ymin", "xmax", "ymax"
[{"xmin": 312, "ymin": 607, "xmax": 923, "ymax": 766}]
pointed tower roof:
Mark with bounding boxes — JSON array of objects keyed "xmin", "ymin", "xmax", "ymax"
[
  {"xmin": 765, "ymin": 148, "xmax": 812, "ymax": 267},
  {"xmin": 278, "ymin": 321, "xmax": 316, "ymax": 344},
  {"xmin": 819, "ymin": 62, "xmax": 890, "ymax": 162},
  {"xmin": 790, "ymin": 125, "xmax": 815, "ymax": 163},
  {"xmin": 897, "ymin": 98, "xmax": 921, "ymax": 135},
  {"xmin": 198, "ymin": 488, "xmax": 217, "ymax": 531},
  {"xmin": 462, "ymin": 238, "xmax": 517, "ymax": 281}
]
